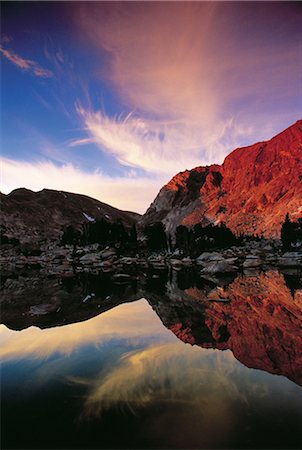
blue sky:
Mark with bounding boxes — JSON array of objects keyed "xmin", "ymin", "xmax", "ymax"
[{"xmin": 1, "ymin": 2, "xmax": 301, "ymax": 213}]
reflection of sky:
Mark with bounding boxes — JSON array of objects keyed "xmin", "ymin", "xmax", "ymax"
[
  {"xmin": 1, "ymin": 299, "xmax": 302, "ymax": 450},
  {"xmin": 0, "ymin": 299, "xmax": 170, "ymax": 360}
]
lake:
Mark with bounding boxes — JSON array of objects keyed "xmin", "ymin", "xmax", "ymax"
[{"xmin": 1, "ymin": 267, "xmax": 302, "ymax": 449}]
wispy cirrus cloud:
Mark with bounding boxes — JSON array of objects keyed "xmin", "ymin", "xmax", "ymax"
[
  {"xmin": 0, "ymin": 44, "xmax": 53, "ymax": 78},
  {"xmin": 73, "ymin": 104, "xmax": 254, "ymax": 175}
]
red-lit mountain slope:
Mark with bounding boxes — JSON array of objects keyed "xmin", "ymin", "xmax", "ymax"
[{"xmin": 140, "ymin": 120, "xmax": 302, "ymax": 238}]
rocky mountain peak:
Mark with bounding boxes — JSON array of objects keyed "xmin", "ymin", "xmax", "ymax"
[{"xmin": 140, "ymin": 120, "xmax": 302, "ymax": 238}]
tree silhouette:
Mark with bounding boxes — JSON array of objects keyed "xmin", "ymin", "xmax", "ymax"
[
  {"xmin": 143, "ymin": 222, "xmax": 167, "ymax": 252},
  {"xmin": 175, "ymin": 222, "xmax": 239, "ymax": 255},
  {"xmin": 281, "ymin": 213, "xmax": 302, "ymax": 251}
]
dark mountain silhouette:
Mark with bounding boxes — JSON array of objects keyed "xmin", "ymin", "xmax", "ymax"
[{"xmin": 0, "ymin": 188, "xmax": 140, "ymax": 243}]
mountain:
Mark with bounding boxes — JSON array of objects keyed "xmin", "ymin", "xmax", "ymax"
[
  {"xmin": 139, "ymin": 120, "xmax": 302, "ymax": 238},
  {"xmin": 0, "ymin": 188, "xmax": 140, "ymax": 243}
]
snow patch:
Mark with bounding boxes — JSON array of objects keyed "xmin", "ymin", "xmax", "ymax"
[{"xmin": 83, "ymin": 212, "xmax": 96, "ymax": 222}]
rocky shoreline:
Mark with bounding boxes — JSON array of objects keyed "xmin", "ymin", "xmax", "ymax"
[{"xmin": 1, "ymin": 240, "xmax": 301, "ymax": 279}]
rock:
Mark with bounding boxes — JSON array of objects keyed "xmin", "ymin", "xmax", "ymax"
[
  {"xmin": 243, "ymin": 256, "xmax": 264, "ymax": 268},
  {"xmin": 29, "ymin": 303, "xmax": 58, "ymax": 315},
  {"xmin": 120, "ymin": 257, "xmax": 138, "ymax": 265},
  {"xmin": 112, "ymin": 273, "xmax": 132, "ymax": 282},
  {"xmin": 196, "ymin": 252, "xmax": 224, "ymax": 264},
  {"xmin": 151, "ymin": 263, "xmax": 167, "ymax": 270},
  {"xmin": 99, "ymin": 260, "xmax": 113, "ymax": 268},
  {"xmin": 278, "ymin": 252, "xmax": 302, "ymax": 267},
  {"xmin": 208, "ymin": 287, "xmax": 229, "ymax": 301},
  {"xmin": 169, "ymin": 259, "xmax": 183, "ymax": 267},
  {"xmin": 243, "ymin": 268, "xmax": 261, "ymax": 276},
  {"xmin": 79, "ymin": 253, "xmax": 99, "ymax": 263},
  {"xmin": 100, "ymin": 249, "xmax": 117, "ymax": 259},
  {"xmin": 182, "ymin": 257, "xmax": 194, "ymax": 265},
  {"xmin": 263, "ymin": 244, "xmax": 273, "ymax": 251},
  {"xmin": 201, "ymin": 260, "xmax": 238, "ymax": 275}
]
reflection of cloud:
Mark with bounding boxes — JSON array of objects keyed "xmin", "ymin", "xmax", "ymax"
[
  {"xmin": 0, "ymin": 300, "xmax": 170, "ymax": 361},
  {"xmin": 0, "ymin": 157, "xmax": 163, "ymax": 213},
  {"xmin": 79, "ymin": 344, "xmax": 245, "ymax": 419},
  {"xmin": 0, "ymin": 44, "xmax": 53, "ymax": 78},
  {"xmin": 73, "ymin": 341, "xmax": 280, "ymax": 450},
  {"xmin": 74, "ymin": 340, "xmax": 300, "ymax": 450}
]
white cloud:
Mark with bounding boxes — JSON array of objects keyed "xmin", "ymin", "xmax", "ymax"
[
  {"xmin": 75, "ymin": 105, "xmax": 255, "ymax": 175},
  {"xmin": 0, "ymin": 157, "xmax": 164, "ymax": 214}
]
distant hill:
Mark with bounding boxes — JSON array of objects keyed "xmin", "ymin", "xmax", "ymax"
[
  {"xmin": 139, "ymin": 120, "xmax": 302, "ymax": 238},
  {"xmin": 0, "ymin": 188, "xmax": 140, "ymax": 243}
]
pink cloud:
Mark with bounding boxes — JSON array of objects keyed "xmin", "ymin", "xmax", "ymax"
[
  {"xmin": 0, "ymin": 45, "xmax": 53, "ymax": 78},
  {"xmin": 74, "ymin": 2, "xmax": 301, "ymax": 146}
]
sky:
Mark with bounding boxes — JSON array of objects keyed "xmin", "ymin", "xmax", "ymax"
[{"xmin": 1, "ymin": 1, "xmax": 301, "ymax": 213}]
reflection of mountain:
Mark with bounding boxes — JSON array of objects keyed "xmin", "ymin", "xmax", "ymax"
[
  {"xmin": 1, "ymin": 268, "xmax": 302, "ymax": 385},
  {"xmin": 147, "ymin": 271, "xmax": 302, "ymax": 386},
  {"xmin": 1, "ymin": 273, "xmax": 140, "ymax": 329}
]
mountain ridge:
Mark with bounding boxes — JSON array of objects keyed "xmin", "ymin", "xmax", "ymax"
[{"xmin": 1, "ymin": 188, "xmax": 140, "ymax": 243}]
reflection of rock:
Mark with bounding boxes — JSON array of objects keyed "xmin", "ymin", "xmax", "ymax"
[
  {"xmin": 145, "ymin": 270, "xmax": 302, "ymax": 386},
  {"xmin": 278, "ymin": 252, "xmax": 302, "ymax": 267}
]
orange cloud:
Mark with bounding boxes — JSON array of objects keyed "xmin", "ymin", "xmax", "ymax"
[{"xmin": 0, "ymin": 44, "xmax": 53, "ymax": 78}]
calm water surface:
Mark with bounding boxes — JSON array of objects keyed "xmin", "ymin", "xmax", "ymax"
[{"xmin": 1, "ymin": 268, "xmax": 302, "ymax": 449}]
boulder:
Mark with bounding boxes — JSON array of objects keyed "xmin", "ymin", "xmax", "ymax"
[
  {"xmin": 100, "ymin": 249, "xmax": 117, "ymax": 259},
  {"xmin": 201, "ymin": 260, "xmax": 238, "ymax": 275},
  {"xmin": 243, "ymin": 256, "xmax": 264, "ymax": 268},
  {"xmin": 197, "ymin": 252, "xmax": 224, "ymax": 263}
]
